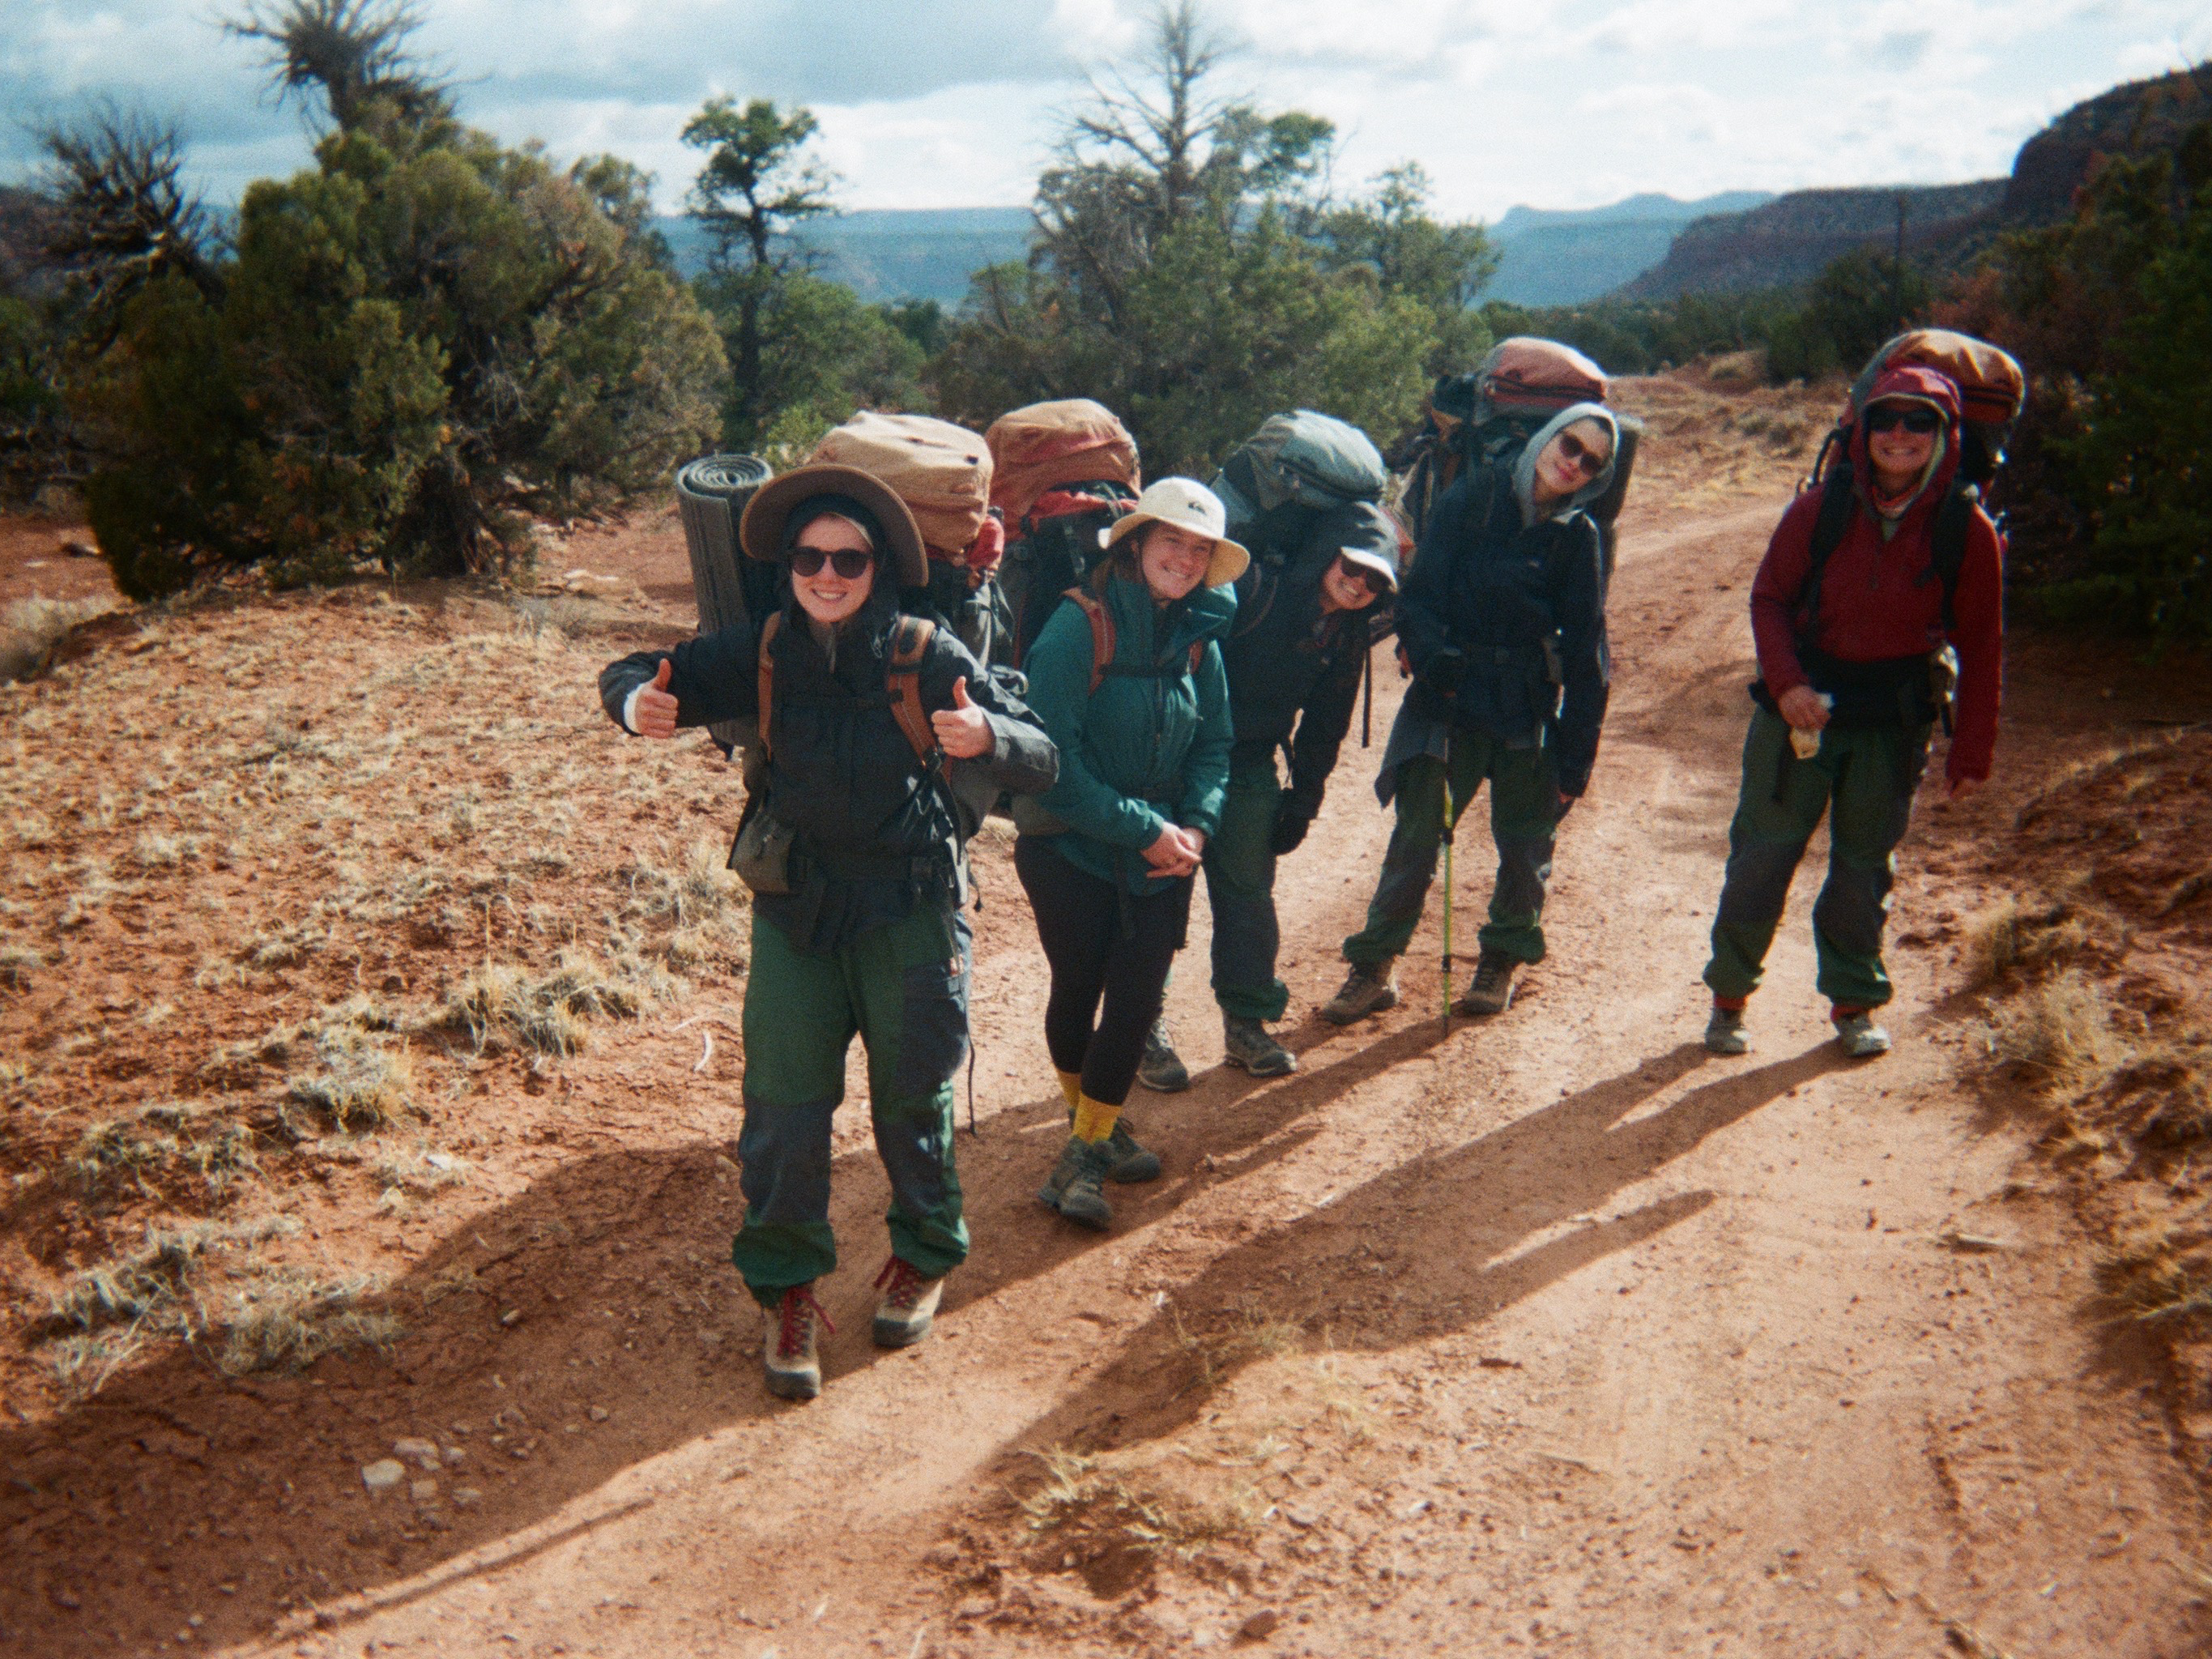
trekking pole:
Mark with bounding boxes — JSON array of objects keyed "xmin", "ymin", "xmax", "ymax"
[{"xmin": 1439, "ymin": 791, "xmax": 1468, "ymax": 1037}]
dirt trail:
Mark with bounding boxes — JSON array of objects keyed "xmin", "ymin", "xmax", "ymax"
[
  {"xmin": 3, "ymin": 463, "xmax": 2204, "ymax": 1657},
  {"xmin": 190, "ymin": 497, "xmax": 2203, "ymax": 1657}
]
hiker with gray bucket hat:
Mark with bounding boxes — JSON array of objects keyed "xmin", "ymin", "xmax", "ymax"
[
  {"xmin": 596, "ymin": 463, "xmax": 1056, "ymax": 1401},
  {"xmin": 1014, "ymin": 477, "xmax": 1243, "ymax": 1232}
]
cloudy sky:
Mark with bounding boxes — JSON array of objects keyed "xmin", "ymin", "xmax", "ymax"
[{"xmin": 3, "ymin": 0, "xmax": 2206, "ymax": 221}]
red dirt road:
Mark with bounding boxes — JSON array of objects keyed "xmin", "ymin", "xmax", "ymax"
[{"xmin": 3, "ymin": 471, "xmax": 2206, "ymax": 1655}]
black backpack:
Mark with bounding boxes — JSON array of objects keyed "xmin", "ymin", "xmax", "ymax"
[{"xmin": 1002, "ymin": 483, "xmax": 1136, "ymax": 669}]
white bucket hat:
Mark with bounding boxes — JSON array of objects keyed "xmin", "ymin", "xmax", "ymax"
[{"xmin": 1102, "ymin": 476, "xmax": 1250, "ymax": 588}]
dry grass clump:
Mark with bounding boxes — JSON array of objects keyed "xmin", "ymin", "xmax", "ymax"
[
  {"xmin": 2096, "ymin": 1216, "xmax": 2212, "ymax": 1325},
  {"xmin": 1986, "ymin": 970, "xmax": 2128, "ymax": 1084},
  {"xmin": 66, "ymin": 1101, "xmax": 262, "ymax": 1198},
  {"xmin": 37, "ymin": 1216, "xmax": 398, "ymax": 1394},
  {"xmin": 0, "ymin": 595, "xmax": 113, "ymax": 683},
  {"xmin": 1019, "ymin": 1446, "xmax": 1257, "ymax": 1559},
  {"xmin": 214, "ymin": 1269, "xmax": 401, "ymax": 1375},
  {"xmin": 284, "ymin": 1001, "xmax": 416, "ymax": 1131},
  {"xmin": 620, "ymin": 837, "xmax": 744, "ymax": 928},
  {"xmin": 1962, "ymin": 896, "xmax": 2094, "ymax": 990},
  {"xmin": 440, "ymin": 947, "xmax": 673, "ymax": 1056},
  {"xmin": 45, "ymin": 1215, "xmax": 300, "ymax": 1336},
  {"xmin": 1173, "ymin": 1305, "xmax": 1305, "ymax": 1397}
]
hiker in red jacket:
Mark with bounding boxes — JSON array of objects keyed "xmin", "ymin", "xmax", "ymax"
[{"xmin": 1702, "ymin": 363, "xmax": 2002, "ymax": 1059}]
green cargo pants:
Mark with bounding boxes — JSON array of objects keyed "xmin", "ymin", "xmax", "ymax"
[
  {"xmin": 1342, "ymin": 731, "xmax": 1560, "ymax": 968},
  {"xmin": 1703, "ymin": 706, "xmax": 1933, "ymax": 1011},
  {"xmin": 734, "ymin": 903, "xmax": 970, "ymax": 1307},
  {"xmin": 1204, "ymin": 748, "xmax": 1291, "ymax": 1022}
]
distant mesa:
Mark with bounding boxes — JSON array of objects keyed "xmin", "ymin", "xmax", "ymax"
[
  {"xmin": 1485, "ymin": 191, "xmax": 1775, "ymax": 306},
  {"xmin": 1617, "ymin": 64, "xmax": 2210, "ymax": 301}
]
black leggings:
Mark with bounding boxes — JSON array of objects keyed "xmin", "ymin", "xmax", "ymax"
[{"xmin": 1014, "ymin": 836, "xmax": 1193, "ymax": 1108}]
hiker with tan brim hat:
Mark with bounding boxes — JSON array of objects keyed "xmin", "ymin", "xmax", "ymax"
[
  {"xmin": 596, "ymin": 462, "xmax": 1058, "ymax": 1401},
  {"xmin": 1012, "ymin": 478, "xmax": 1244, "ymax": 1230}
]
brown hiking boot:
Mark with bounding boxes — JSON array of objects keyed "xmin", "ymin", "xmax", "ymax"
[
  {"xmin": 871, "ymin": 1256, "xmax": 944, "ymax": 1348},
  {"xmin": 762, "ymin": 1284, "xmax": 834, "ymax": 1401},
  {"xmin": 1322, "ymin": 960, "xmax": 1400, "ymax": 1025},
  {"xmin": 1453, "ymin": 953, "xmax": 1518, "ymax": 1017}
]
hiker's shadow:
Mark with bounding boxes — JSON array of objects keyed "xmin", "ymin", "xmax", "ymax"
[
  {"xmin": 0, "ymin": 1010, "xmax": 1440, "ymax": 1655},
  {"xmin": 995, "ymin": 1039, "xmax": 1844, "ymax": 1469}
]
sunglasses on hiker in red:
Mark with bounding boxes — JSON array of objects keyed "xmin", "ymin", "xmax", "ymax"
[
  {"xmin": 1865, "ymin": 405, "xmax": 1942, "ymax": 436},
  {"xmin": 790, "ymin": 546, "xmax": 876, "ymax": 579}
]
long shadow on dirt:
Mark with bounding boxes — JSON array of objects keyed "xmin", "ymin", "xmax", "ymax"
[
  {"xmin": 0, "ymin": 1012, "xmax": 1453, "ymax": 1654},
  {"xmin": 987, "ymin": 1039, "xmax": 1845, "ymax": 1481}
]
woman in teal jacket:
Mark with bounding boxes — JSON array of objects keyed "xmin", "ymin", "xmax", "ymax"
[{"xmin": 1017, "ymin": 477, "xmax": 1243, "ymax": 1230}]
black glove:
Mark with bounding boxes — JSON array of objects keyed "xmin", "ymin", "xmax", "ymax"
[
  {"xmin": 1268, "ymin": 800, "xmax": 1316, "ymax": 855},
  {"xmin": 1418, "ymin": 646, "xmax": 1467, "ymax": 699}
]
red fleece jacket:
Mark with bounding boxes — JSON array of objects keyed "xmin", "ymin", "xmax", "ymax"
[{"xmin": 1749, "ymin": 367, "xmax": 2004, "ymax": 783}]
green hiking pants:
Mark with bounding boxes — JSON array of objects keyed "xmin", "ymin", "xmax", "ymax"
[
  {"xmin": 1342, "ymin": 731, "xmax": 1560, "ymax": 968},
  {"xmin": 1204, "ymin": 748, "xmax": 1291, "ymax": 1022},
  {"xmin": 734, "ymin": 903, "xmax": 970, "ymax": 1306},
  {"xmin": 1703, "ymin": 706, "xmax": 1933, "ymax": 1011}
]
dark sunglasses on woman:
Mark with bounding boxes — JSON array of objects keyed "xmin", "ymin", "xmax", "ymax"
[
  {"xmin": 1865, "ymin": 406, "xmax": 1942, "ymax": 436},
  {"xmin": 790, "ymin": 545, "xmax": 876, "ymax": 579},
  {"xmin": 1557, "ymin": 429, "xmax": 1610, "ymax": 478}
]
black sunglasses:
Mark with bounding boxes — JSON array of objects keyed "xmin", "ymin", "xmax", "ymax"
[
  {"xmin": 1557, "ymin": 429, "xmax": 1610, "ymax": 478},
  {"xmin": 1865, "ymin": 406, "xmax": 1941, "ymax": 436},
  {"xmin": 790, "ymin": 545, "xmax": 875, "ymax": 579},
  {"xmin": 1340, "ymin": 557, "xmax": 1391, "ymax": 595}
]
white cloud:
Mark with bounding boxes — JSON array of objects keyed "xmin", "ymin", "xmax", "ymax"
[{"xmin": 0, "ymin": 0, "xmax": 2205, "ymax": 226}]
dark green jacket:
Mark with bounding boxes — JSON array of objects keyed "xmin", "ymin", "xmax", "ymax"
[
  {"xmin": 1220, "ymin": 505, "xmax": 1386, "ymax": 818},
  {"xmin": 1020, "ymin": 574, "xmax": 1235, "ymax": 896},
  {"xmin": 598, "ymin": 586, "xmax": 1057, "ymax": 951}
]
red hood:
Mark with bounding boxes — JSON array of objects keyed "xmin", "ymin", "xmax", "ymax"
[{"xmin": 1847, "ymin": 363, "xmax": 1963, "ymax": 510}]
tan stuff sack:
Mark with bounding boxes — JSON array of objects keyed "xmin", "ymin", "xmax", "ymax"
[
  {"xmin": 1474, "ymin": 337, "xmax": 1609, "ymax": 423},
  {"xmin": 808, "ymin": 413, "xmax": 993, "ymax": 562},
  {"xmin": 985, "ymin": 399, "xmax": 1141, "ymax": 526}
]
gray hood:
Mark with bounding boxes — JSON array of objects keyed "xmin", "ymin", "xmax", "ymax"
[{"xmin": 1512, "ymin": 402, "xmax": 1621, "ymax": 527}]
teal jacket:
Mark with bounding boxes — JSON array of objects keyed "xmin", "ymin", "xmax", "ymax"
[{"xmin": 1021, "ymin": 574, "xmax": 1236, "ymax": 894}]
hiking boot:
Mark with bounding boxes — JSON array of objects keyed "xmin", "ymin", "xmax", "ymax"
[
  {"xmin": 762, "ymin": 1285, "xmax": 833, "ymax": 1401},
  {"xmin": 1321, "ymin": 960, "xmax": 1400, "ymax": 1025},
  {"xmin": 1834, "ymin": 1012, "xmax": 1892, "ymax": 1060},
  {"xmin": 1038, "ymin": 1136, "xmax": 1117, "ymax": 1230},
  {"xmin": 871, "ymin": 1256, "xmax": 944, "ymax": 1349},
  {"xmin": 1703, "ymin": 1005, "xmax": 1751, "ymax": 1056},
  {"xmin": 1453, "ymin": 953, "xmax": 1518, "ymax": 1017},
  {"xmin": 1222, "ymin": 1014, "xmax": 1296, "ymax": 1077},
  {"xmin": 1136, "ymin": 1017, "xmax": 1190, "ymax": 1093},
  {"xmin": 1103, "ymin": 1118, "xmax": 1162, "ymax": 1184}
]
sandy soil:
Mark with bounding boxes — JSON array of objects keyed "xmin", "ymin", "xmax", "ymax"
[{"xmin": 1, "ymin": 375, "xmax": 2206, "ymax": 1657}]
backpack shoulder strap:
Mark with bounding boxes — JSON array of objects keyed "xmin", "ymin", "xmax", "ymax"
[
  {"xmin": 884, "ymin": 615, "xmax": 940, "ymax": 767},
  {"xmin": 1228, "ymin": 564, "xmax": 1279, "ymax": 641},
  {"xmin": 1928, "ymin": 482, "xmax": 1978, "ymax": 633},
  {"xmin": 756, "ymin": 611, "xmax": 783, "ymax": 760},
  {"xmin": 1796, "ymin": 463, "xmax": 1860, "ymax": 638},
  {"xmin": 1065, "ymin": 586, "xmax": 1115, "ymax": 697}
]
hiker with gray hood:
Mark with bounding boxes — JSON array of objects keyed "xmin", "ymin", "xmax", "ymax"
[{"xmin": 1324, "ymin": 403, "xmax": 1618, "ymax": 1023}]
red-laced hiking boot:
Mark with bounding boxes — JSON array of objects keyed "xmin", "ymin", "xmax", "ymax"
[
  {"xmin": 763, "ymin": 1284, "xmax": 834, "ymax": 1400},
  {"xmin": 872, "ymin": 1256, "xmax": 944, "ymax": 1348}
]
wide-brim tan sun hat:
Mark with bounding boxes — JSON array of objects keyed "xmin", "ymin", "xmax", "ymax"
[
  {"xmin": 1102, "ymin": 476, "xmax": 1250, "ymax": 589},
  {"xmin": 738, "ymin": 463, "xmax": 929, "ymax": 588}
]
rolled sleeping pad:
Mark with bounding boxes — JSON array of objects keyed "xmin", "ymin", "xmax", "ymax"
[{"xmin": 675, "ymin": 453, "xmax": 774, "ymax": 760}]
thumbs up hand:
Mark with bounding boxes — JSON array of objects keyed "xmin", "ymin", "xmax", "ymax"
[
  {"xmin": 931, "ymin": 674, "xmax": 993, "ymax": 759},
  {"xmin": 633, "ymin": 656, "xmax": 680, "ymax": 740}
]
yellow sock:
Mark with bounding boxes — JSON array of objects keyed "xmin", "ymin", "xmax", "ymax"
[
  {"xmin": 1057, "ymin": 1069, "xmax": 1083, "ymax": 1113},
  {"xmin": 1071, "ymin": 1094, "xmax": 1121, "ymax": 1144}
]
